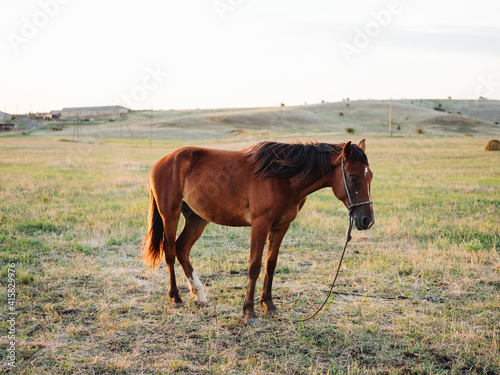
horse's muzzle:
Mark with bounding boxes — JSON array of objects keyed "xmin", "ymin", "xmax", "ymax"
[{"xmin": 354, "ymin": 215, "xmax": 374, "ymax": 230}]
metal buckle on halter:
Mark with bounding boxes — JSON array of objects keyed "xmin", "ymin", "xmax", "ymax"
[{"xmin": 341, "ymin": 155, "xmax": 373, "ymax": 214}]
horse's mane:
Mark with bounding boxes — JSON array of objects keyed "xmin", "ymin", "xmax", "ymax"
[{"xmin": 244, "ymin": 141, "xmax": 368, "ymax": 183}]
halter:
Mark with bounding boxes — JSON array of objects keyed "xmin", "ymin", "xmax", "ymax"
[
  {"xmin": 341, "ymin": 155, "xmax": 373, "ymax": 215},
  {"xmin": 294, "ymin": 155, "xmax": 373, "ymax": 323}
]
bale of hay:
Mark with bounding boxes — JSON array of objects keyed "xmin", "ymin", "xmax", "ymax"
[{"xmin": 485, "ymin": 139, "xmax": 500, "ymax": 151}]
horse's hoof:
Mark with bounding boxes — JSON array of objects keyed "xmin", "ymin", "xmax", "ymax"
[
  {"xmin": 195, "ymin": 300, "xmax": 208, "ymax": 307},
  {"xmin": 265, "ymin": 309, "xmax": 280, "ymax": 316},
  {"xmin": 244, "ymin": 317, "xmax": 261, "ymax": 327},
  {"xmin": 172, "ymin": 297, "xmax": 184, "ymax": 308}
]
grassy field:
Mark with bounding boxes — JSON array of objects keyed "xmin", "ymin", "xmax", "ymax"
[{"xmin": 0, "ymin": 130, "xmax": 499, "ymax": 374}]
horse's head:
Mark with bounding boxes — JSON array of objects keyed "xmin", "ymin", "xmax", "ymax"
[{"xmin": 332, "ymin": 139, "xmax": 374, "ymax": 230}]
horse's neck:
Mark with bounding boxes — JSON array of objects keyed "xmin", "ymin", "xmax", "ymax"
[{"xmin": 293, "ymin": 170, "xmax": 332, "ymax": 198}]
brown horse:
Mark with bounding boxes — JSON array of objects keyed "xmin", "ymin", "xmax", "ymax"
[{"xmin": 141, "ymin": 140, "xmax": 374, "ymax": 325}]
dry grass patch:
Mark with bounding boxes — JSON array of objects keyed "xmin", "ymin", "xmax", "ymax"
[{"xmin": 1, "ymin": 135, "xmax": 499, "ymax": 374}]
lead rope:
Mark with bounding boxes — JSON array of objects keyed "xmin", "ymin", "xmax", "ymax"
[
  {"xmin": 284, "ymin": 154, "xmax": 371, "ymax": 323},
  {"xmin": 294, "ymin": 214, "xmax": 354, "ymax": 323}
]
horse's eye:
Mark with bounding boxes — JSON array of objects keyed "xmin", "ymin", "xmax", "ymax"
[{"xmin": 349, "ymin": 176, "xmax": 358, "ymax": 184}]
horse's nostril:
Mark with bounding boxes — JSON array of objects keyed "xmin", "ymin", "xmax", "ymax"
[{"xmin": 362, "ymin": 216, "xmax": 372, "ymax": 229}]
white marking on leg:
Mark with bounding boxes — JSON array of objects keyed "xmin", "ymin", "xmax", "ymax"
[{"xmin": 187, "ymin": 271, "xmax": 207, "ymax": 303}]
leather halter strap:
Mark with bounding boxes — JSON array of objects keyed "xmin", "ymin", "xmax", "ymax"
[{"xmin": 341, "ymin": 155, "xmax": 373, "ymax": 214}]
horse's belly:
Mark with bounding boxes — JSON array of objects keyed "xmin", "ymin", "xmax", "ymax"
[
  {"xmin": 183, "ymin": 178, "xmax": 251, "ymax": 226},
  {"xmin": 183, "ymin": 196, "xmax": 251, "ymax": 226}
]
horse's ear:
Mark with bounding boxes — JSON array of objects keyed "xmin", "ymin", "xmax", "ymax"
[
  {"xmin": 342, "ymin": 141, "xmax": 352, "ymax": 159},
  {"xmin": 358, "ymin": 139, "xmax": 366, "ymax": 152}
]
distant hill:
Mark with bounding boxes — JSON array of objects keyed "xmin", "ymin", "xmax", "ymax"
[
  {"xmin": 32, "ymin": 99, "xmax": 500, "ymax": 140},
  {"xmin": 135, "ymin": 99, "xmax": 500, "ymax": 137}
]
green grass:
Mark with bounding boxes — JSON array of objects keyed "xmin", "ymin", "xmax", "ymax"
[{"xmin": 0, "ymin": 133, "xmax": 499, "ymax": 374}]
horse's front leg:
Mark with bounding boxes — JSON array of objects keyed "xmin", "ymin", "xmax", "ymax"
[
  {"xmin": 243, "ymin": 221, "xmax": 270, "ymax": 326},
  {"xmin": 260, "ymin": 224, "xmax": 290, "ymax": 315}
]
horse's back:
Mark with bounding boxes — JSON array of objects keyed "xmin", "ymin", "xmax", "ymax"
[{"xmin": 150, "ymin": 146, "xmax": 253, "ymax": 226}]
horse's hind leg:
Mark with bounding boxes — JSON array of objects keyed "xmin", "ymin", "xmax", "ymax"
[
  {"xmin": 156, "ymin": 192, "xmax": 184, "ymax": 307},
  {"xmin": 176, "ymin": 203, "xmax": 209, "ymax": 305}
]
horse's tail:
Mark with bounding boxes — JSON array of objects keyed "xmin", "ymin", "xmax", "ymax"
[{"xmin": 141, "ymin": 190, "xmax": 164, "ymax": 269}]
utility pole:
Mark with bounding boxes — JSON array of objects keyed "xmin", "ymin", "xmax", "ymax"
[
  {"xmin": 73, "ymin": 117, "xmax": 79, "ymax": 139},
  {"xmin": 389, "ymin": 98, "xmax": 392, "ymax": 137},
  {"xmin": 150, "ymin": 105, "xmax": 153, "ymax": 148},
  {"xmin": 121, "ymin": 118, "xmax": 133, "ymax": 137}
]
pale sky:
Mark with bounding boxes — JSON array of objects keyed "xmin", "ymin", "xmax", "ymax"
[{"xmin": 1, "ymin": 0, "xmax": 499, "ymax": 113}]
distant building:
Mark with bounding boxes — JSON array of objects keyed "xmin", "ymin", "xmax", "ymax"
[
  {"xmin": 0, "ymin": 111, "xmax": 12, "ymax": 121},
  {"xmin": 31, "ymin": 112, "xmax": 51, "ymax": 120},
  {"xmin": 50, "ymin": 110, "xmax": 62, "ymax": 119},
  {"xmin": 60, "ymin": 106, "xmax": 128, "ymax": 119}
]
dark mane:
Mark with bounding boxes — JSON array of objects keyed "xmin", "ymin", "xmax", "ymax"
[{"xmin": 244, "ymin": 141, "xmax": 368, "ymax": 183}]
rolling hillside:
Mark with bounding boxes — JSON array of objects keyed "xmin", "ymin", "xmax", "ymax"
[{"xmin": 30, "ymin": 99, "xmax": 500, "ymax": 140}]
